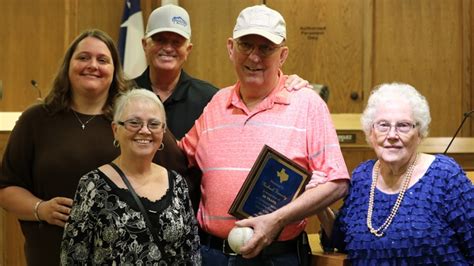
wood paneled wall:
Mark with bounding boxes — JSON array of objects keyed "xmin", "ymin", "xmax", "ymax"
[
  {"xmin": 1, "ymin": 0, "xmax": 474, "ymax": 265},
  {"xmin": 0, "ymin": 0, "xmax": 163, "ymax": 110},
  {"xmin": 372, "ymin": 0, "xmax": 470, "ymax": 138},
  {"xmin": 269, "ymin": 0, "xmax": 473, "ymax": 137},
  {"xmin": 0, "ymin": 0, "xmax": 472, "ymax": 136},
  {"xmin": 273, "ymin": 0, "xmax": 368, "ymax": 113}
]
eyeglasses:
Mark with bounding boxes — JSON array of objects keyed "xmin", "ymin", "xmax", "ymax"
[
  {"xmin": 117, "ymin": 119, "xmax": 164, "ymax": 133},
  {"xmin": 373, "ymin": 120, "xmax": 417, "ymax": 134},
  {"xmin": 235, "ymin": 40, "xmax": 283, "ymax": 57}
]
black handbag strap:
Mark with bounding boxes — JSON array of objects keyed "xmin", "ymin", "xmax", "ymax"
[{"xmin": 109, "ymin": 162, "xmax": 157, "ymax": 241}]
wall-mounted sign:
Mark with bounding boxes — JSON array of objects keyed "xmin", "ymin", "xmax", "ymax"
[{"xmin": 300, "ymin": 26, "xmax": 326, "ymax": 41}]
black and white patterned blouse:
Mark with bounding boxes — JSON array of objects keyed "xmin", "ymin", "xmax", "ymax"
[{"xmin": 60, "ymin": 169, "xmax": 200, "ymax": 265}]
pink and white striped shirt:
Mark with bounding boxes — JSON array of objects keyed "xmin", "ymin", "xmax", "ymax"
[{"xmin": 179, "ymin": 72, "xmax": 349, "ymax": 240}]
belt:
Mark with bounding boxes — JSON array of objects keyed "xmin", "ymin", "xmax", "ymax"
[{"xmin": 199, "ymin": 229, "xmax": 298, "ymax": 256}]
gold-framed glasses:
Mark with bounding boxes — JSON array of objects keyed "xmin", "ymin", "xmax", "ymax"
[
  {"xmin": 235, "ymin": 40, "xmax": 282, "ymax": 57},
  {"xmin": 117, "ymin": 119, "xmax": 164, "ymax": 133},
  {"xmin": 373, "ymin": 120, "xmax": 417, "ymax": 134}
]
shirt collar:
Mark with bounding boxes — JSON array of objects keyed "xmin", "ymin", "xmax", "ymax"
[
  {"xmin": 144, "ymin": 68, "xmax": 191, "ymax": 102},
  {"xmin": 227, "ymin": 70, "xmax": 291, "ymax": 111}
]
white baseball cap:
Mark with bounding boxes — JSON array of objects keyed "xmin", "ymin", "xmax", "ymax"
[
  {"xmin": 145, "ymin": 4, "xmax": 191, "ymax": 39},
  {"xmin": 233, "ymin": 5, "xmax": 286, "ymax": 44}
]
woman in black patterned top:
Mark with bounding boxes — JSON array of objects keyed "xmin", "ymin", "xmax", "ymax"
[{"xmin": 60, "ymin": 89, "xmax": 200, "ymax": 265}]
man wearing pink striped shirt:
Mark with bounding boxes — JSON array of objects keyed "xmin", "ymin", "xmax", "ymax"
[{"xmin": 179, "ymin": 4, "xmax": 350, "ymax": 265}]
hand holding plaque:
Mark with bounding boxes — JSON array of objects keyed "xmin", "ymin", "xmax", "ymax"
[{"xmin": 228, "ymin": 145, "xmax": 311, "ymax": 219}]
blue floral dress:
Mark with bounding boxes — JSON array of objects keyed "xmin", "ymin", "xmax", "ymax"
[
  {"xmin": 60, "ymin": 169, "xmax": 200, "ymax": 265},
  {"xmin": 322, "ymin": 155, "xmax": 474, "ymax": 265}
]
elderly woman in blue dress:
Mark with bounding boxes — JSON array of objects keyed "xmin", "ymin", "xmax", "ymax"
[{"xmin": 314, "ymin": 83, "xmax": 473, "ymax": 265}]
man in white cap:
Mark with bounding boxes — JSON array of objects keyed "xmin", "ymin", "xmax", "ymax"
[
  {"xmin": 136, "ymin": 4, "xmax": 312, "ymax": 140},
  {"xmin": 135, "ymin": 4, "xmax": 218, "ymax": 140},
  {"xmin": 179, "ymin": 4, "xmax": 350, "ymax": 265},
  {"xmin": 136, "ymin": 4, "xmax": 313, "ymax": 217},
  {"xmin": 134, "ymin": 5, "xmax": 218, "ymax": 216}
]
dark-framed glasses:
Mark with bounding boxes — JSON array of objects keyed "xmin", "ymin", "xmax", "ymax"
[
  {"xmin": 117, "ymin": 119, "xmax": 164, "ymax": 133},
  {"xmin": 235, "ymin": 40, "xmax": 283, "ymax": 57},
  {"xmin": 373, "ymin": 120, "xmax": 417, "ymax": 134}
]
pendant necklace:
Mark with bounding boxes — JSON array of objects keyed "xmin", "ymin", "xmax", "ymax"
[{"xmin": 72, "ymin": 110, "xmax": 97, "ymax": 130}]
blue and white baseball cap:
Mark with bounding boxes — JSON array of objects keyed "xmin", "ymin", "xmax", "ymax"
[{"xmin": 145, "ymin": 4, "xmax": 191, "ymax": 39}]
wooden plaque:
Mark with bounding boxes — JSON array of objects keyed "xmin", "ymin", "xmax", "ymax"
[{"xmin": 228, "ymin": 145, "xmax": 311, "ymax": 219}]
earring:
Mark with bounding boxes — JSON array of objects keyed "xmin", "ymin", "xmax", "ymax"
[
  {"xmin": 113, "ymin": 139, "xmax": 120, "ymax": 148},
  {"xmin": 158, "ymin": 143, "xmax": 164, "ymax": 151}
]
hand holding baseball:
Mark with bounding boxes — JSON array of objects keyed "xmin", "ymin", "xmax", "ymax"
[{"xmin": 227, "ymin": 226, "xmax": 254, "ymax": 254}]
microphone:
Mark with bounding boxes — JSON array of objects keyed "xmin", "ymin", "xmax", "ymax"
[
  {"xmin": 443, "ymin": 110, "xmax": 474, "ymax": 154},
  {"xmin": 30, "ymin": 79, "xmax": 42, "ymax": 99}
]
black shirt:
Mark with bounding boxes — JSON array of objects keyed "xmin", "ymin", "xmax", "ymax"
[{"xmin": 134, "ymin": 68, "xmax": 218, "ymax": 139}]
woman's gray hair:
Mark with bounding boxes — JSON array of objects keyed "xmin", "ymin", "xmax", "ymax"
[
  {"xmin": 113, "ymin": 88, "xmax": 166, "ymax": 128},
  {"xmin": 361, "ymin": 82, "xmax": 431, "ymax": 142}
]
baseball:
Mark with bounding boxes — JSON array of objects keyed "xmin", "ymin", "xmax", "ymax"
[{"xmin": 227, "ymin": 226, "xmax": 254, "ymax": 254}]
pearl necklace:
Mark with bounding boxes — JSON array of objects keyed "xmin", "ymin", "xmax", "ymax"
[
  {"xmin": 367, "ymin": 154, "xmax": 418, "ymax": 237},
  {"xmin": 72, "ymin": 110, "xmax": 97, "ymax": 130}
]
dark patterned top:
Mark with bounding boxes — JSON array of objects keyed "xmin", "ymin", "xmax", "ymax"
[
  {"xmin": 322, "ymin": 155, "xmax": 474, "ymax": 265},
  {"xmin": 0, "ymin": 104, "xmax": 190, "ymax": 266},
  {"xmin": 60, "ymin": 169, "xmax": 200, "ymax": 265}
]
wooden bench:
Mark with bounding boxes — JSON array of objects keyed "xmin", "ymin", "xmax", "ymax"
[
  {"xmin": 467, "ymin": 171, "xmax": 474, "ymax": 183},
  {"xmin": 309, "ymin": 233, "xmax": 348, "ymax": 265}
]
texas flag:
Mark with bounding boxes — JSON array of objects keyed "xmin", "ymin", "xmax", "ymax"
[{"xmin": 118, "ymin": 0, "xmax": 147, "ymax": 79}]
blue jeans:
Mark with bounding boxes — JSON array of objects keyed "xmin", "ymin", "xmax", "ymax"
[{"xmin": 200, "ymin": 245, "xmax": 300, "ymax": 266}]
